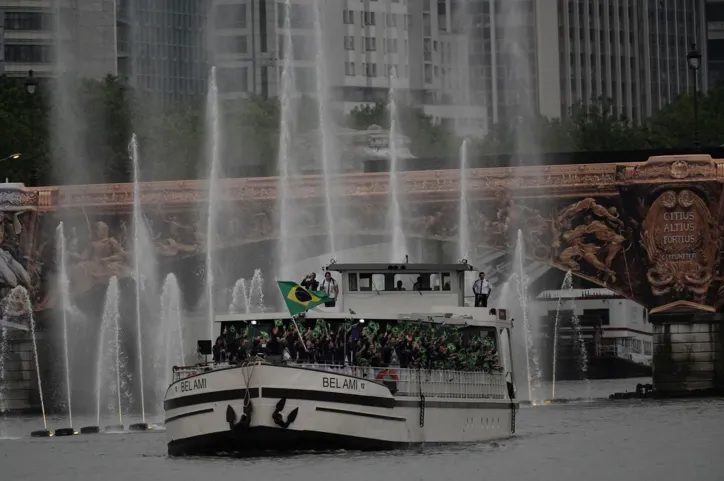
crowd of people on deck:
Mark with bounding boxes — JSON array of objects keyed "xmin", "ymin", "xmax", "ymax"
[{"xmin": 212, "ymin": 316, "xmax": 501, "ymax": 373}]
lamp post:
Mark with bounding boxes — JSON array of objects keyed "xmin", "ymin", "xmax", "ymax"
[
  {"xmin": 686, "ymin": 43, "xmax": 702, "ymax": 151},
  {"xmin": 25, "ymin": 69, "xmax": 38, "ymax": 95},
  {"xmin": 0, "ymin": 153, "xmax": 21, "ymax": 162}
]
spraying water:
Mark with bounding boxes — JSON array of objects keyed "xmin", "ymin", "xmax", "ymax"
[
  {"xmin": 95, "ymin": 277, "xmax": 123, "ymax": 427},
  {"xmin": 157, "ymin": 274, "xmax": 185, "ymax": 404},
  {"xmin": 458, "ymin": 139, "xmax": 471, "ymax": 259},
  {"xmin": 277, "ymin": 0, "xmax": 299, "ymax": 281},
  {"xmin": 55, "ymin": 223, "xmax": 73, "ymax": 428},
  {"xmin": 205, "ymin": 66, "xmax": 222, "ymax": 343},
  {"xmin": 23, "ymin": 286, "xmax": 47, "ymax": 430},
  {"xmin": 551, "ymin": 270, "xmax": 589, "ymax": 399},
  {"xmin": 0, "ymin": 324, "xmax": 6, "ymax": 413},
  {"xmin": 513, "ymin": 229, "xmax": 542, "ymax": 404},
  {"xmin": 313, "ymin": 0, "xmax": 337, "ymax": 257},
  {"xmin": 387, "ymin": 70, "xmax": 407, "ymax": 262},
  {"xmin": 229, "ymin": 269, "xmax": 266, "ymax": 314},
  {"xmin": 130, "ymin": 134, "xmax": 147, "ymax": 423}
]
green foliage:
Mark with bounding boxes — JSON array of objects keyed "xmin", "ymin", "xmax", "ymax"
[
  {"xmin": 1, "ymin": 74, "xmax": 723, "ymax": 187},
  {"xmin": 0, "ymin": 76, "xmax": 49, "ymax": 185}
]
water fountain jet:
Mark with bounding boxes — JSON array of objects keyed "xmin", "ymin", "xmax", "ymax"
[
  {"xmin": 513, "ymin": 230, "xmax": 542, "ymax": 404},
  {"xmin": 313, "ymin": 0, "xmax": 337, "ymax": 257},
  {"xmin": 88, "ymin": 277, "xmax": 124, "ymax": 434},
  {"xmin": 154, "ymin": 273, "xmax": 185, "ymax": 413},
  {"xmin": 458, "ymin": 139, "xmax": 471, "ymax": 260},
  {"xmin": 55, "ymin": 223, "xmax": 74, "ymax": 433},
  {"xmin": 277, "ymin": 0, "xmax": 299, "ymax": 282},
  {"xmin": 551, "ymin": 270, "xmax": 589, "ymax": 399},
  {"xmin": 15, "ymin": 285, "xmax": 51, "ymax": 437},
  {"xmin": 204, "ymin": 66, "xmax": 222, "ymax": 344},
  {"xmin": 387, "ymin": 70, "xmax": 407, "ymax": 262},
  {"xmin": 129, "ymin": 134, "xmax": 148, "ymax": 430}
]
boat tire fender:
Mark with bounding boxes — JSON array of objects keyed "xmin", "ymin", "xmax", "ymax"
[{"xmin": 376, "ymin": 369, "xmax": 399, "ymax": 380}]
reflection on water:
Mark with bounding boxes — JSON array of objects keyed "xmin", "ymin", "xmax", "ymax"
[{"xmin": 1, "ymin": 379, "xmax": 723, "ymax": 481}]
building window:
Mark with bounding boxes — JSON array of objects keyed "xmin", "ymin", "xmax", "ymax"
[
  {"xmin": 364, "ymin": 11, "xmax": 376, "ymax": 26},
  {"xmin": 343, "ymin": 9, "xmax": 354, "ymax": 24},
  {"xmin": 387, "ymin": 13, "xmax": 397, "ymax": 27},
  {"xmin": 364, "ymin": 62, "xmax": 377, "ymax": 77},
  {"xmin": 4, "ymin": 12, "xmax": 51, "ymax": 31},
  {"xmin": 345, "ymin": 61, "xmax": 355, "ymax": 76},
  {"xmin": 344, "ymin": 35, "xmax": 355, "ymax": 50},
  {"xmin": 215, "ymin": 4, "xmax": 247, "ymax": 29},
  {"xmin": 385, "ymin": 38, "xmax": 398, "ymax": 53},
  {"xmin": 4, "ymin": 44, "xmax": 52, "ymax": 63},
  {"xmin": 215, "ymin": 35, "xmax": 248, "ymax": 54},
  {"xmin": 364, "ymin": 36, "xmax": 376, "ymax": 51}
]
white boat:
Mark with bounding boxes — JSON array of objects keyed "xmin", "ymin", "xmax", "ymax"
[{"xmin": 164, "ymin": 263, "xmax": 519, "ymax": 456}]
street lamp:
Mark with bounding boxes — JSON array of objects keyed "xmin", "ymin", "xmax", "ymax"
[
  {"xmin": 25, "ymin": 70, "xmax": 37, "ymax": 95},
  {"xmin": 0, "ymin": 153, "xmax": 21, "ymax": 162},
  {"xmin": 686, "ymin": 43, "xmax": 702, "ymax": 151}
]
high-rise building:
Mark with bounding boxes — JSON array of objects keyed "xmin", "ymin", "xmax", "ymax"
[
  {"xmin": 209, "ymin": 0, "xmax": 486, "ymax": 137},
  {"xmin": 0, "ymin": 0, "xmax": 118, "ymax": 81},
  {"xmin": 706, "ymin": 0, "xmax": 724, "ymax": 88},
  {"xmin": 464, "ymin": 0, "xmax": 707, "ymax": 126},
  {"xmin": 0, "ymin": 0, "xmax": 208, "ymax": 108},
  {"xmin": 121, "ymin": 0, "xmax": 209, "ymax": 107}
]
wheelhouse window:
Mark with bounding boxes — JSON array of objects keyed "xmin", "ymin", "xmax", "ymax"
[{"xmin": 348, "ymin": 273, "xmax": 358, "ymax": 291}]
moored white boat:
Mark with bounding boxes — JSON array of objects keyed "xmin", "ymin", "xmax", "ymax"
[{"xmin": 164, "ymin": 263, "xmax": 519, "ymax": 455}]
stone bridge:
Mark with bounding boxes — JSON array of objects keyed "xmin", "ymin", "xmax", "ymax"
[{"xmin": 2, "ymin": 153, "xmax": 723, "ymax": 395}]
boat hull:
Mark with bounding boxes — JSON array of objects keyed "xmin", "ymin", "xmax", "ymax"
[{"xmin": 164, "ymin": 364, "xmax": 516, "ymax": 456}]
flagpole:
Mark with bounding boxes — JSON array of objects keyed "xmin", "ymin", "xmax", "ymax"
[{"xmin": 289, "ymin": 314, "xmax": 309, "ymax": 352}]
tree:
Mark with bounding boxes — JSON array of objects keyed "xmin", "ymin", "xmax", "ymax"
[
  {"xmin": 567, "ymin": 98, "xmax": 649, "ymax": 151},
  {"xmin": 77, "ymin": 75, "xmax": 135, "ymax": 183},
  {"xmin": 346, "ymin": 101, "xmax": 456, "ymax": 158},
  {"xmin": 0, "ymin": 75, "xmax": 50, "ymax": 185}
]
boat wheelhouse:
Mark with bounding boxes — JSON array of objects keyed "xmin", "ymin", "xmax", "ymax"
[
  {"xmin": 535, "ymin": 287, "xmax": 652, "ymax": 379},
  {"xmin": 164, "ymin": 263, "xmax": 518, "ymax": 456}
]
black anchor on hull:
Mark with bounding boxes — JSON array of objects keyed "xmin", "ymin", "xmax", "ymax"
[
  {"xmin": 226, "ymin": 400, "xmax": 253, "ymax": 431},
  {"xmin": 272, "ymin": 398, "xmax": 299, "ymax": 429}
]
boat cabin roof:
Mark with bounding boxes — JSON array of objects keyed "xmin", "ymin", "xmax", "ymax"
[
  {"xmin": 326, "ymin": 263, "xmax": 476, "ymax": 274},
  {"xmin": 216, "ymin": 309, "xmax": 510, "ymax": 329}
]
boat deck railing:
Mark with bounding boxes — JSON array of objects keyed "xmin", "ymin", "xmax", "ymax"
[
  {"xmin": 171, "ymin": 362, "xmax": 509, "ymax": 400},
  {"xmin": 296, "ymin": 363, "xmax": 508, "ymax": 400}
]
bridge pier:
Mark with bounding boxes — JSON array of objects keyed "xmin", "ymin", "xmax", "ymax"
[{"xmin": 651, "ymin": 311, "xmax": 724, "ymax": 397}]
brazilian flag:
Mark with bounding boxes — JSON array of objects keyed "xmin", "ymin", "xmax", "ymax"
[{"xmin": 277, "ymin": 281, "xmax": 332, "ymax": 316}]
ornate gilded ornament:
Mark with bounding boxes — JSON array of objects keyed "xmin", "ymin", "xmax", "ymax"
[
  {"xmin": 641, "ymin": 189, "xmax": 718, "ymax": 300},
  {"xmin": 555, "ymin": 198, "xmax": 627, "ymax": 284},
  {"xmin": 670, "ymin": 160, "xmax": 689, "ymax": 179}
]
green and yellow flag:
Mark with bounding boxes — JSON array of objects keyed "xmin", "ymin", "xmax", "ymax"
[{"xmin": 277, "ymin": 281, "xmax": 331, "ymax": 316}]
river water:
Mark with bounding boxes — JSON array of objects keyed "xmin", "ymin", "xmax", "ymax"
[{"xmin": 2, "ymin": 378, "xmax": 723, "ymax": 481}]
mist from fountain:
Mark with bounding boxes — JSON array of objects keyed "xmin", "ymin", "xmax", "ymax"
[
  {"xmin": 0, "ymin": 324, "xmax": 6, "ymax": 413},
  {"xmin": 387, "ymin": 70, "xmax": 407, "ymax": 262},
  {"xmin": 229, "ymin": 269, "xmax": 266, "ymax": 314},
  {"xmin": 56, "ymin": 222, "xmax": 73, "ymax": 428},
  {"xmin": 95, "ymin": 277, "xmax": 127, "ymax": 428},
  {"xmin": 155, "ymin": 273, "xmax": 185, "ymax": 410},
  {"xmin": 277, "ymin": 0, "xmax": 299, "ymax": 282},
  {"xmin": 513, "ymin": 229, "xmax": 543, "ymax": 404},
  {"xmin": 204, "ymin": 66, "xmax": 223, "ymax": 343},
  {"xmin": 499, "ymin": 0, "xmax": 540, "ymax": 156},
  {"xmin": 458, "ymin": 139, "xmax": 471, "ymax": 260},
  {"xmin": 313, "ymin": 0, "xmax": 337, "ymax": 257},
  {"xmin": 551, "ymin": 270, "xmax": 589, "ymax": 399}
]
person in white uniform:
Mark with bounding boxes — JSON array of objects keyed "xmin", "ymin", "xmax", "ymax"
[{"xmin": 473, "ymin": 272, "xmax": 492, "ymax": 308}]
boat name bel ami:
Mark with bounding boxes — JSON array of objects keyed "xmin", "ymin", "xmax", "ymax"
[
  {"xmin": 179, "ymin": 377, "xmax": 207, "ymax": 393},
  {"xmin": 322, "ymin": 376, "xmax": 364, "ymax": 390}
]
